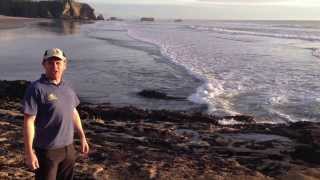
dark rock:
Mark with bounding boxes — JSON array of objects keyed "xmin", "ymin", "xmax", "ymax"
[
  {"xmin": 108, "ymin": 17, "xmax": 117, "ymax": 21},
  {"xmin": 89, "ymin": 151, "xmax": 108, "ymax": 163},
  {"xmin": 291, "ymin": 145, "xmax": 320, "ymax": 164},
  {"xmin": 137, "ymin": 89, "xmax": 186, "ymax": 100},
  {"xmin": 76, "ymin": 2, "xmax": 96, "ymax": 20},
  {"xmin": 224, "ymin": 115, "xmax": 255, "ymax": 123},
  {"xmin": 96, "ymin": 14, "xmax": 104, "ymax": 20},
  {"xmin": 107, "ymin": 17, "xmax": 123, "ymax": 21},
  {"xmin": 0, "ymin": 80, "xmax": 30, "ymax": 99},
  {"xmin": 0, "ymin": 0, "xmax": 97, "ymax": 20},
  {"xmin": 140, "ymin": 17, "xmax": 154, "ymax": 22}
]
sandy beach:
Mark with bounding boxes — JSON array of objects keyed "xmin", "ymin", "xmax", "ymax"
[{"xmin": 0, "ymin": 15, "xmax": 45, "ymax": 29}]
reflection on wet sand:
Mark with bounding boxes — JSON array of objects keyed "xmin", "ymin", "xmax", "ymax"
[{"xmin": 37, "ymin": 20, "xmax": 94, "ymax": 35}]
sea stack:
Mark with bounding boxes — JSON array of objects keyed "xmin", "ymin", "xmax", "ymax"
[
  {"xmin": 96, "ymin": 14, "xmax": 105, "ymax": 20},
  {"xmin": 0, "ymin": 0, "xmax": 98, "ymax": 20}
]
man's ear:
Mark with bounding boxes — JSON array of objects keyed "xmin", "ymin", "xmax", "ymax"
[{"xmin": 64, "ymin": 60, "xmax": 67, "ymax": 69}]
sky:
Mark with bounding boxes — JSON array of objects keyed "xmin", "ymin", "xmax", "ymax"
[{"xmin": 79, "ymin": 0, "xmax": 320, "ymax": 20}]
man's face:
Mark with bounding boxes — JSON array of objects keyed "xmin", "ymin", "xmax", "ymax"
[{"xmin": 42, "ymin": 57, "xmax": 67, "ymax": 81}]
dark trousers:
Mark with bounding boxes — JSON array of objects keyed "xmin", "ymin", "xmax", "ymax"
[{"xmin": 35, "ymin": 144, "xmax": 76, "ymax": 180}]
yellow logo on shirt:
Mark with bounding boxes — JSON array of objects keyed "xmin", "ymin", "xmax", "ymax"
[{"xmin": 47, "ymin": 93, "xmax": 58, "ymax": 102}]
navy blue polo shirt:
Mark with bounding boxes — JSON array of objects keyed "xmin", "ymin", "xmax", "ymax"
[{"xmin": 22, "ymin": 74, "xmax": 80, "ymax": 149}]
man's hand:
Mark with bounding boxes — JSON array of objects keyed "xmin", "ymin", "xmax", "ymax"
[
  {"xmin": 25, "ymin": 151, "xmax": 39, "ymax": 170},
  {"xmin": 73, "ymin": 108, "xmax": 89, "ymax": 155},
  {"xmin": 24, "ymin": 114, "xmax": 38, "ymax": 170},
  {"xmin": 80, "ymin": 138, "xmax": 89, "ymax": 154}
]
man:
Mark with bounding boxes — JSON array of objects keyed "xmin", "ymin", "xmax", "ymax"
[{"xmin": 23, "ymin": 48, "xmax": 89, "ymax": 180}]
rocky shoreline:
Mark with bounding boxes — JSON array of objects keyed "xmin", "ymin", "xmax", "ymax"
[
  {"xmin": 0, "ymin": 0, "xmax": 102, "ymax": 20},
  {"xmin": 0, "ymin": 80, "xmax": 320, "ymax": 179}
]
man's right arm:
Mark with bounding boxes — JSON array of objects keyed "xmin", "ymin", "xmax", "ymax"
[{"xmin": 23, "ymin": 114, "xmax": 39, "ymax": 170}]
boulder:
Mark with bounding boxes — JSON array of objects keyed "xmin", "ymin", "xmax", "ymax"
[
  {"xmin": 107, "ymin": 17, "xmax": 123, "ymax": 21},
  {"xmin": 137, "ymin": 89, "xmax": 185, "ymax": 100},
  {"xmin": 140, "ymin": 17, "xmax": 154, "ymax": 22},
  {"xmin": 108, "ymin": 17, "xmax": 118, "ymax": 21},
  {"xmin": 224, "ymin": 115, "xmax": 255, "ymax": 123},
  {"xmin": 96, "ymin": 14, "xmax": 104, "ymax": 20}
]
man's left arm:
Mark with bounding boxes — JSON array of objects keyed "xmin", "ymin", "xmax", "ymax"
[{"xmin": 72, "ymin": 108, "xmax": 89, "ymax": 154}]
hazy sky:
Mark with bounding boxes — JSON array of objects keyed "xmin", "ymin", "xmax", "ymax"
[{"xmin": 79, "ymin": 0, "xmax": 320, "ymax": 20}]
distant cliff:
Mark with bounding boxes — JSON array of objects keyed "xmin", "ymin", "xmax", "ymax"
[{"xmin": 0, "ymin": 0, "xmax": 98, "ymax": 20}]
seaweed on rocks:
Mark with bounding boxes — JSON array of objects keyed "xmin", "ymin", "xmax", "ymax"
[{"xmin": 0, "ymin": 80, "xmax": 320, "ymax": 179}]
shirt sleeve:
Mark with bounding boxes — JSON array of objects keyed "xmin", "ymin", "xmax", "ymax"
[
  {"xmin": 22, "ymin": 85, "xmax": 38, "ymax": 115},
  {"xmin": 67, "ymin": 82, "xmax": 80, "ymax": 108},
  {"xmin": 74, "ymin": 93, "xmax": 80, "ymax": 108},
  {"xmin": 70, "ymin": 88, "xmax": 80, "ymax": 108}
]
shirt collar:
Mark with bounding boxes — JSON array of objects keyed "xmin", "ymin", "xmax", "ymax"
[{"xmin": 40, "ymin": 74, "xmax": 64, "ymax": 86}]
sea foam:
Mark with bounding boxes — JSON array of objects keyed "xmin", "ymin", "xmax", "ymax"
[{"xmin": 125, "ymin": 20, "xmax": 320, "ymax": 123}]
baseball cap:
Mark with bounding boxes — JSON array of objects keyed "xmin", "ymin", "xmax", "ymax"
[{"xmin": 43, "ymin": 48, "xmax": 67, "ymax": 61}]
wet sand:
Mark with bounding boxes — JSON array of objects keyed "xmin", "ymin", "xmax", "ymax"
[{"xmin": 0, "ymin": 15, "xmax": 45, "ymax": 29}]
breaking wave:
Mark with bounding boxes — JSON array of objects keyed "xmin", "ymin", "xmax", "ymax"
[{"xmin": 187, "ymin": 25, "xmax": 320, "ymax": 42}]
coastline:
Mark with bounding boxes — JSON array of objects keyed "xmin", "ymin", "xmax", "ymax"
[
  {"xmin": 0, "ymin": 80, "xmax": 320, "ymax": 179},
  {"xmin": 0, "ymin": 15, "xmax": 46, "ymax": 30},
  {"xmin": 0, "ymin": 16, "xmax": 203, "ymax": 112}
]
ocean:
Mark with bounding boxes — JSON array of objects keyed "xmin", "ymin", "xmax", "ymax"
[{"xmin": 1, "ymin": 19, "xmax": 320, "ymax": 123}]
